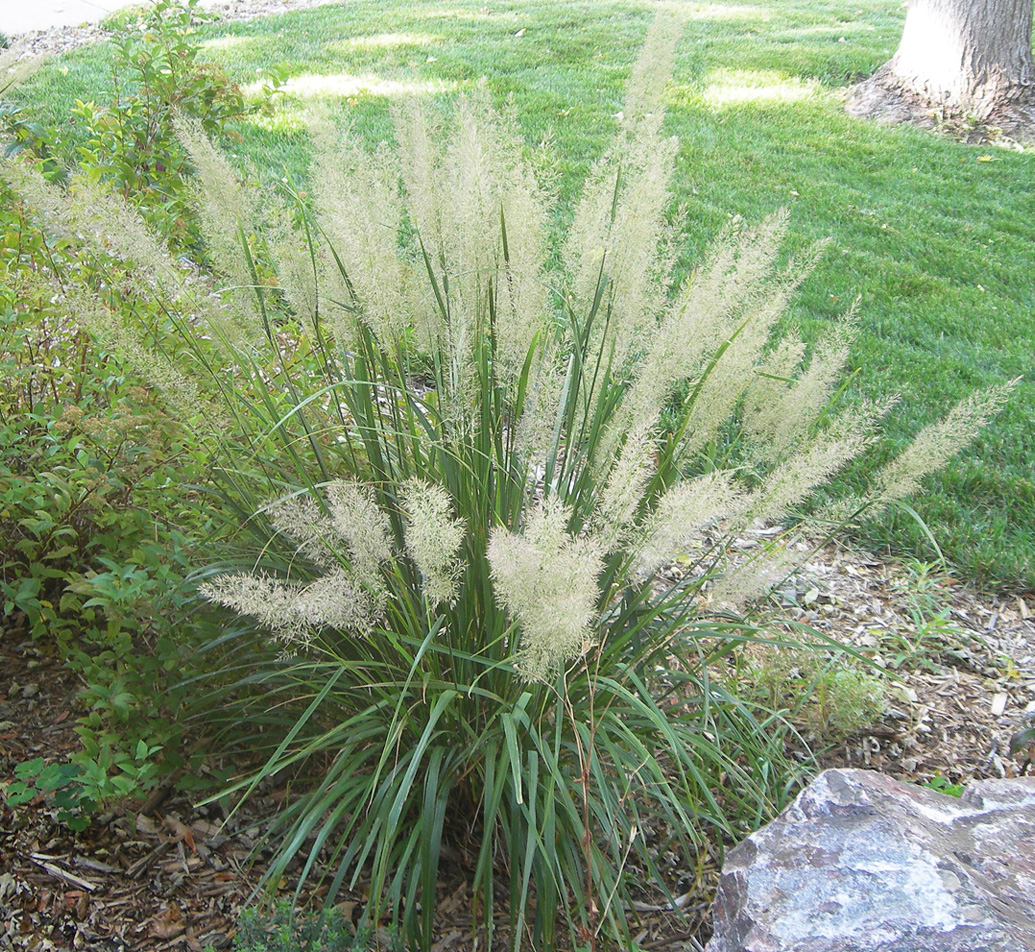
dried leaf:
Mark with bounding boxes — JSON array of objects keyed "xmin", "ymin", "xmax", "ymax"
[{"xmin": 150, "ymin": 903, "xmax": 186, "ymax": 940}]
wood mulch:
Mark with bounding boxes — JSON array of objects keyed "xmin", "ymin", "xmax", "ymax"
[
  {"xmin": 2, "ymin": 542, "xmax": 1034, "ymax": 952},
  {"xmin": 0, "ymin": 631, "xmax": 248, "ymax": 952},
  {"xmin": 765, "ymin": 544, "xmax": 1035, "ymax": 781}
]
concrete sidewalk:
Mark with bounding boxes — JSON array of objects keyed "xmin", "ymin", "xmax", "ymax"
[{"xmin": 2, "ymin": 0, "xmax": 146, "ymax": 36}]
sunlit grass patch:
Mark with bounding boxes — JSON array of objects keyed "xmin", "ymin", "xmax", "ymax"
[
  {"xmin": 411, "ymin": 6, "xmax": 522, "ymax": 22},
  {"xmin": 332, "ymin": 32, "xmax": 442, "ymax": 50},
  {"xmin": 201, "ymin": 34, "xmax": 260, "ymax": 51},
  {"xmin": 679, "ymin": 3, "xmax": 772, "ymax": 21},
  {"xmin": 250, "ymin": 72, "xmax": 458, "ymax": 100},
  {"xmin": 698, "ymin": 68, "xmax": 820, "ymax": 107}
]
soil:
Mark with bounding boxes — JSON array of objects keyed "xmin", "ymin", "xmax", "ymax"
[{"xmin": 3, "ymin": 542, "xmax": 1033, "ymax": 952}]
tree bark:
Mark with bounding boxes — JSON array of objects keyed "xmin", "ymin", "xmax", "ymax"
[{"xmin": 847, "ymin": 0, "xmax": 1035, "ymax": 140}]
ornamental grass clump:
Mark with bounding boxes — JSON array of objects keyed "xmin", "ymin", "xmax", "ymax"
[{"xmin": 2, "ymin": 11, "xmax": 1015, "ymax": 950}]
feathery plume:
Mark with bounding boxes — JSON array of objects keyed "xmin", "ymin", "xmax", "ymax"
[
  {"xmin": 473, "ymin": 101, "xmax": 550, "ymax": 387},
  {"xmin": 293, "ymin": 568, "xmax": 382, "ymax": 636},
  {"xmin": 634, "ymin": 471, "xmax": 746, "ymax": 578},
  {"xmin": 564, "ymin": 128, "xmax": 677, "ymax": 371},
  {"xmin": 400, "ymin": 479, "xmax": 466, "ymax": 605},
  {"xmin": 66, "ymin": 176, "xmax": 186, "ymax": 296},
  {"xmin": 267, "ymin": 480, "xmax": 393, "ymax": 587},
  {"xmin": 746, "ymin": 399, "xmax": 889, "ymax": 526},
  {"xmin": 312, "ymin": 132, "xmax": 414, "ymax": 345},
  {"xmin": 269, "ymin": 492, "xmax": 338, "ymax": 568},
  {"xmin": 175, "ymin": 115, "xmax": 261, "ymax": 332},
  {"xmin": 620, "ymin": 9, "xmax": 685, "ymax": 141},
  {"xmin": 488, "ymin": 499, "xmax": 603, "ymax": 682},
  {"xmin": 514, "ymin": 350, "xmax": 566, "ymax": 463},
  {"xmin": 741, "ymin": 332, "xmax": 808, "ymax": 456},
  {"xmin": 0, "ymin": 160, "xmax": 74, "ymax": 236},
  {"xmin": 743, "ymin": 312, "xmax": 857, "ymax": 463},
  {"xmin": 622, "ymin": 212, "xmax": 795, "ymax": 435},
  {"xmin": 200, "ymin": 568, "xmax": 378, "ymax": 649},
  {"xmin": 204, "ymin": 480, "xmax": 397, "ymax": 647},
  {"xmin": 201, "ymin": 572, "xmax": 310, "ymax": 645},
  {"xmin": 563, "ymin": 11, "xmax": 685, "ymax": 370},
  {"xmin": 325, "ymin": 480, "xmax": 394, "ymax": 590},
  {"xmin": 874, "ymin": 382, "xmax": 1017, "ymax": 504},
  {"xmin": 398, "ymin": 95, "xmax": 550, "ymax": 392},
  {"xmin": 708, "ymin": 539, "xmax": 803, "ymax": 612},
  {"xmin": 594, "ymin": 421, "xmax": 658, "ymax": 550},
  {"xmin": 678, "ymin": 237, "xmax": 822, "ymax": 458},
  {"xmin": 394, "ymin": 98, "xmax": 446, "ymax": 279}
]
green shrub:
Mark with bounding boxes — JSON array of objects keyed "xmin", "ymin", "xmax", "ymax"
[
  {"xmin": 3, "ymin": 0, "xmax": 280, "ymax": 245},
  {"xmin": 0, "ymin": 179, "xmax": 218, "ymax": 808},
  {"xmin": 1, "ymin": 22, "xmax": 236, "ymax": 806},
  {"xmin": 3, "ymin": 11, "xmax": 1012, "ymax": 949},
  {"xmin": 77, "ymin": 0, "xmax": 265, "ymax": 246}
]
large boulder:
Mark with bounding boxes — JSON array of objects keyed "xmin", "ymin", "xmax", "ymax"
[{"xmin": 706, "ymin": 768, "xmax": 1035, "ymax": 952}]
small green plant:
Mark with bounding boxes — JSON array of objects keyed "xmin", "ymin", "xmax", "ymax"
[
  {"xmin": 921, "ymin": 774, "xmax": 965, "ymax": 798},
  {"xmin": 1008, "ymin": 713, "xmax": 1035, "ymax": 773},
  {"xmin": 4, "ymin": 742, "xmax": 179, "ymax": 830},
  {"xmin": 898, "ymin": 559, "xmax": 955, "ymax": 614},
  {"xmin": 878, "ymin": 558, "xmax": 975, "ymax": 671},
  {"xmin": 1, "ymin": 109, "xmax": 64, "ymax": 182},
  {"xmin": 233, "ymin": 904, "xmax": 358, "ymax": 952},
  {"xmin": 4, "ymin": 758, "xmax": 97, "ymax": 831},
  {"xmin": 745, "ymin": 645, "xmax": 886, "ymax": 740}
]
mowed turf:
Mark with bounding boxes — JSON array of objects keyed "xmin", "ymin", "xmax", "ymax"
[{"xmin": 14, "ymin": 0, "xmax": 1034, "ymax": 590}]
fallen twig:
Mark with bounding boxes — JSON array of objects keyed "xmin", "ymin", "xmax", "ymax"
[{"xmin": 28, "ymin": 853, "xmax": 99, "ymax": 892}]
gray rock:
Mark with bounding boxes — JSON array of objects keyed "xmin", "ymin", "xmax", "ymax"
[{"xmin": 707, "ymin": 768, "xmax": 1035, "ymax": 952}]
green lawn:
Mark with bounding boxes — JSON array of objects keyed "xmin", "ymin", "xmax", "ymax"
[{"xmin": 15, "ymin": 0, "xmax": 1035, "ymax": 590}]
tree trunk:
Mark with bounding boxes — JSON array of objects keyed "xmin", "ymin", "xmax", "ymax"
[{"xmin": 847, "ymin": 0, "xmax": 1035, "ymax": 140}]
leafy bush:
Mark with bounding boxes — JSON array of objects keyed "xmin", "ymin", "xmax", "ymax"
[
  {"xmin": 3, "ymin": 0, "xmax": 280, "ymax": 245},
  {"xmin": 0, "ymin": 8, "xmax": 279, "ymax": 810},
  {"xmin": 3, "ymin": 11, "xmax": 1012, "ymax": 948},
  {"xmin": 0, "ymin": 178, "xmax": 218, "ymax": 807},
  {"xmin": 5, "ymin": 758, "xmax": 98, "ymax": 832},
  {"xmin": 73, "ymin": 0, "xmax": 254, "ymax": 244}
]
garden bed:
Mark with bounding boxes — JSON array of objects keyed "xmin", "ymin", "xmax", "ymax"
[{"xmin": 3, "ymin": 543, "xmax": 1032, "ymax": 951}]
